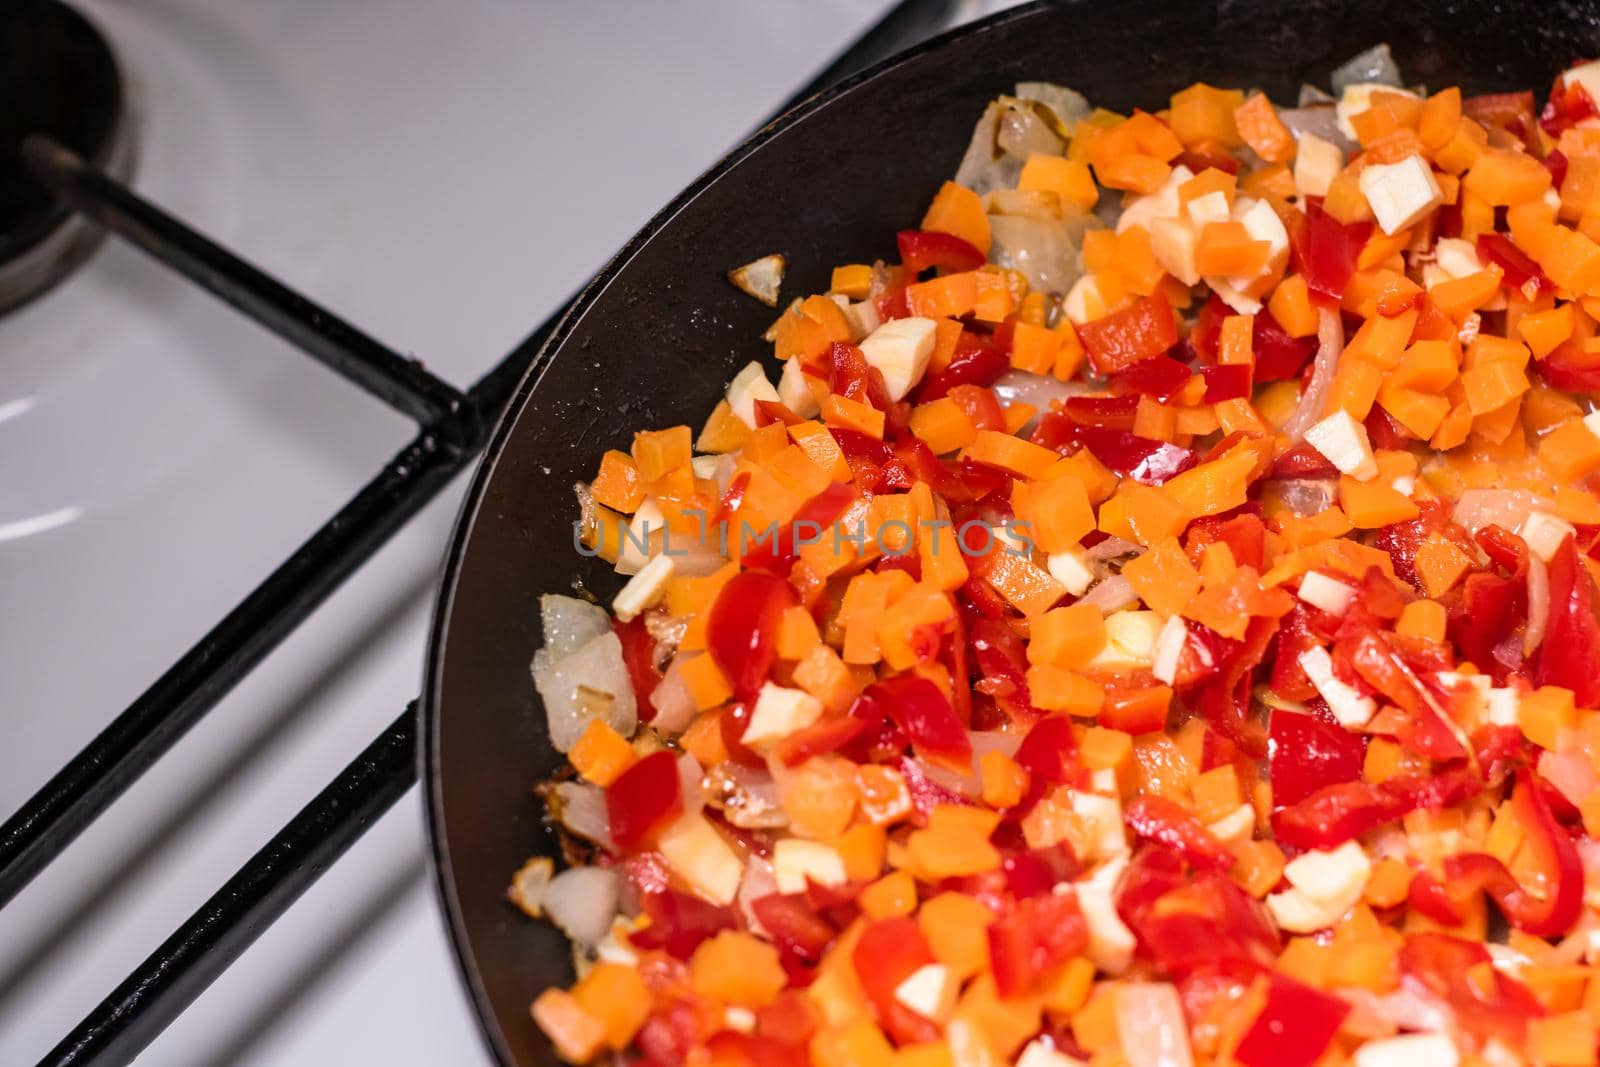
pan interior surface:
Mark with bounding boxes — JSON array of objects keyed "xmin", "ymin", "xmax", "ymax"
[{"xmin": 424, "ymin": 2, "xmax": 1600, "ymax": 1063}]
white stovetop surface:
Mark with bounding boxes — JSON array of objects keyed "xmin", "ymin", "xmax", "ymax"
[{"xmin": 0, "ymin": 1, "xmax": 1015, "ymax": 1062}]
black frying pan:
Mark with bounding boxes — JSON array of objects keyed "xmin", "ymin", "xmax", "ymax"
[{"xmin": 422, "ymin": 2, "xmax": 1600, "ymax": 1063}]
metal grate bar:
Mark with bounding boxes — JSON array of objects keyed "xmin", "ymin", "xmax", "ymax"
[
  {"xmin": 35, "ymin": 708, "xmax": 417, "ymax": 1067},
  {"xmin": 21, "ymin": 135, "xmax": 469, "ymax": 435}
]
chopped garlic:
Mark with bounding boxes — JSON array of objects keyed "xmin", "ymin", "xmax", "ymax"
[
  {"xmin": 1485, "ymin": 687, "xmax": 1519, "ymax": 727},
  {"xmin": 1564, "ymin": 60, "xmax": 1600, "ymax": 108},
  {"xmin": 1298, "ymin": 646, "xmax": 1376, "ymax": 728},
  {"xmin": 859, "ymin": 317, "xmax": 937, "ymax": 401},
  {"xmin": 1284, "ymin": 840, "xmax": 1372, "ymax": 906},
  {"xmin": 1294, "ymin": 133, "xmax": 1343, "ymax": 198},
  {"xmin": 1047, "ymin": 548, "xmax": 1096, "ymax": 596},
  {"xmin": 1305, "ymin": 409, "xmax": 1379, "ymax": 481},
  {"xmin": 1359, "ymin": 155, "xmax": 1444, "ymax": 235},
  {"xmin": 723, "ymin": 1006, "xmax": 757, "ymax": 1033},
  {"xmin": 1149, "ymin": 217, "xmax": 1201, "ymax": 287},
  {"xmin": 742, "ymin": 683, "xmax": 824, "ymax": 751},
  {"xmin": 1583, "ymin": 410, "xmax": 1600, "ymax": 441},
  {"xmin": 613, "ymin": 553, "xmax": 675, "ymax": 622},
  {"xmin": 1433, "ymin": 237, "xmax": 1483, "ymax": 280},
  {"xmin": 1297, "ymin": 571, "xmax": 1355, "ymax": 615},
  {"xmin": 1017, "ymin": 1038, "xmax": 1090, "ymax": 1067},
  {"xmin": 726, "ymin": 361, "xmax": 780, "ymax": 429},
  {"xmin": 1185, "ymin": 190, "xmax": 1231, "ymax": 227},
  {"xmin": 772, "ymin": 838, "xmax": 847, "ymax": 894},
  {"xmin": 1088, "ymin": 611, "xmax": 1163, "ymax": 671},
  {"xmin": 1064, "ymin": 274, "xmax": 1112, "ymax": 324}
]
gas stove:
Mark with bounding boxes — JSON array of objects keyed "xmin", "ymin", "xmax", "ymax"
[{"xmin": 0, "ymin": 2, "xmax": 1017, "ymax": 1063}]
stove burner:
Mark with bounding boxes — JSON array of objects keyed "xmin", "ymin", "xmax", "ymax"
[{"xmin": 0, "ymin": 0, "xmax": 131, "ymax": 312}]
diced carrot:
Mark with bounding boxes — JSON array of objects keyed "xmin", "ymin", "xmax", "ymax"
[
  {"xmin": 1044, "ymin": 448, "xmax": 1120, "ymax": 504},
  {"xmin": 876, "ymin": 588, "xmax": 956, "ymax": 671},
  {"xmin": 568, "ymin": 718, "xmax": 638, "ymax": 787},
  {"xmin": 979, "ymin": 749, "xmax": 1029, "ymax": 809},
  {"xmin": 1417, "ymin": 87, "xmax": 1462, "ymax": 154},
  {"xmin": 1018, "ymin": 154, "xmax": 1098, "ymax": 211},
  {"xmin": 1540, "ymin": 416, "xmax": 1600, "ymax": 481},
  {"xmin": 1169, "ymin": 83, "xmax": 1244, "ymax": 147},
  {"xmin": 1012, "ymin": 474, "xmax": 1096, "ymax": 555},
  {"xmin": 1231, "ymin": 839, "xmax": 1286, "ymax": 898},
  {"xmin": 1027, "ymin": 603, "xmax": 1107, "ymax": 668},
  {"xmin": 1540, "ymin": 225, "xmax": 1600, "ymax": 294},
  {"xmin": 810, "ymin": 1018, "xmax": 896, "ymax": 1067},
  {"xmin": 1361, "ymin": 126, "xmax": 1426, "ymax": 165},
  {"xmin": 822, "ymin": 393, "xmax": 887, "ymax": 439},
  {"xmin": 1080, "ymin": 725, "xmax": 1135, "ymax": 777},
  {"xmin": 632, "ymin": 425, "xmax": 692, "ymax": 483},
  {"xmin": 1234, "ymin": 92, "xmax": 1293, "ymax": 163},
  {"xmin": 1430, "ymin": 401, "xmax": 1474, "ymax": 451},
  {"xmin": 921, "ymin": 181, "xmax": 991, "ymax": 255},
  {"xmin": 907, "ymin": 805, "xmax": 1003, "ymax": 878},
  {"xmin": 1193, "ymin": 763, "xmax": 1242, "ymax": 823},
  {"xmin": 572, "ymin": 963, "xmax": 653, "ymax": 1051},
  {"xmin": 787, "ymin": 420, "xmax": 852, "ymax": 483},
  {"xmin": 679, "ymin": 710, "xmax": 730, "ymax": 768},
  {"xmin": 1241, "ymin": 161, "xmax": 1298, "ymax": 200},
  {"xmin": 906, "ymin": 271, "xmax": 979, "ymax": 319},
  {"xmin": 1434, "ymin": 116, "xmax": 1489, "ymax": 175},
  {"xmin": 1460, "ymin": 358, "xmax": 1530, "ymax": 416},
  {"xmin": 1323, "ymin": 169, "xmax": 1373, "ymax": 224},
  {"xmin": 979, "ymin": 547, "xmax": 1069, "ymax": 618},
  {"xmin": 1161, "ymin": 440, "xmax": 1265, "ymax": 519},
  {"xmin": 1009, "ymin": 320, "xmax": 1061, "ymax": 375},
  {"xmin": 1377, "ymin": 382, "xmax": 1451, "ymax": 439},
  {"xmin": 831, "ymin": 263, "xmax": 874, "ymax": 299},
  {"xmin": 1268, "ymin": 274, "xmax": 1319, "ymax": 338},
  {"xmin": 929, "ymin": 317, "xmax": 963, "ymax": 375},
  {"xmin": 1053, "ymin": 319, "xmax": 1087, "ymax": 380},
  {"xmin": 1413, "ymin": 533, "xmax": 1475, "ymax": 598},
  {"xmin": 591, "ymin": 450, "xmax": 645, "ymax": 513},
  {"xmin": 909, "ymin": 397, "xmax": 979, "ymax": 455},
  {"xmin": 1218, "ymin": 312, "xmax": 1255, "ymax": 366},
  {"xmin": 972, "ymin": 270, "xmax": 1017, "ymax": 323},
  {"xmin": 678, "ymin": 652, "xmax": 734, "ymax": 710},
  {"xmin": 1464, "ymin": 148, "xmax": 1552, "ymax": 206},
  {"xmin": 859, "ymin": 870, "xmax": 918, "ymax": 920},
  {"xmin": 696, "ymin": 400, "xmax": 749, "ymax": 455},
  {"xmin": 1096, "ymin": 152, "xmax": 1172, "ymax": 194},
  {"xmin": 1430, "ymin": 270, "xmax": 1504, "ymax": 320},
  {"xmin": 918, "ymin": 892, "xmax": 993, "ymax": 980},
  {"xmin": 1519, "ymin": 686, "xmax": 1578, "ymax": 751},
  {"xmin": 1026, "ymin": 666, "xmax": 1105, "ymax": 717},
  {"xmin": 919, "ymin": 521, "xmax": 971, "ymax": 594},
  {"xmin": 1326, "ymin": 356, "xmax": 1385, "ymax": 420},
  {"xmin": 1121, "ymin": 536, "xmax": 1203, "ymax": 617},
  {"xmin": 1070, "ymin": 985, "xmax": 1122, "ymax": 1054},
  {"xmin": 1133, "ymin": 393, "xmax": 1178, "ymax": 441},
  {"xmin": 1098, "ymin": 482, "xmax": 1189, "ymax": 546},
  {"xmin": 1527, "ymin": 1012, "xmax": 1597, "ymax": 1067},
  {"xmin": 1358, "ymin": 226, "xmax": 1413, "ymax": 271},
  {"xmin": 1195, "ymin": 220, "xmax": 1270, "ymax": 277},
  {"xmin": 531, "ymin": 988, "xmax": 607, "ymax": 1064},
  {"xmin": 1392, "ymin": 338, "xmax": 1460, "ymax": 390},
  {"xmin": 1339, "ymin": 476, "xmax": 1421, "ymax": 528},
  {"xmin": 1519, "ymin": 303, "xmax": 1576, "ymax": 358},
  {"xmin": 963, "ymin": 430, "xmax": 1059, "ymax": 479},
  {"xmin": 1343, "ymin": 307, "xmax": 1419, "ymax": 370},
  {"xmin": 1178, "ymin": 166, "xmax": 1237, "ymax": 210}
]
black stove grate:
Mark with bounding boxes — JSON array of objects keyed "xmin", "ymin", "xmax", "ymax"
[{"xmin": 10, "ymin": 3, "xmax": 960, "ymax": 1064}]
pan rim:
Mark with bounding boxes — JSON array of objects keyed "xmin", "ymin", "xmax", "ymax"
[{"xmin": 418, "ymin": 3, "xmax": 1047, "ymax": 1064}]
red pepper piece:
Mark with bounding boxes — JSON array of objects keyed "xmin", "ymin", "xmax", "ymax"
[
  {"xmin": 613, "ymin": 616, "xmax": 664, "ymax": 717},
  {"xmin": 1109, "ymin": 355, "xmax": 1194, "ymax": 400},
  {"xmin": 753, "ymin": 399, "xmax": 804, "ymax": 427},
  {"xmin": 774, "ymin": 715, "xmax": 867, "ymax": 768},
  {"xmin": 1534, "ymin": 534, "xmax": 1600, "ymax": 707},
  {"xmin": 913, "ymin": 332, "xmax": 1009, "ymax": 401},
  {"xmin": 988, "ymin": 891, "xmax": 1088, "ymax": 998},
  {"xmin": 756, "ymin": 990, "xmax": 821, "ymax": 1048},
  {"xmin": 1176, "ymin": 145, "xmax": 1241, "ymax": 175},
  {"xmin": 1116, "ymin": 846, "xmax": 1281, "ymax": 976},
  {"xmin": 1270, "ymin": 442, "xmax": 1338, "ymax": 479},
  {"xmin": 898, "ymin": 754, "xmax": 971, "ymax": 822},
  {"xmin": 1371, "ymin": 500, "xmax": 1472, "ymax": 590},
  {"xmin": 1189, "ymin": 293, "xmax": 1229, "ymax": 361},
  {"xmin": 999, "ymin": 842, "xmax": 1081, "ymax": 899},
  {"xmin": 1400, "ymin": 933, "xmax": 1546, "ymax": 1048},
  {"xmin": 1012, "ymin": 715, "xmax": 1077, "ymax": 788},
  {"xmin": 853, "ymin": 918, "xmax": 941, "ymax": 1042},
  {"xmin": 707, "ymin": 570, "xmax": 797, "ymax": 701},
  {"xmin": 1538, "ymin": 342, "xmax": 1600, "ymax": 392},
  {"xmin": 628, "ymin": 885, "xmax": 738, "ymax": 959},
  {"xmin": 1294, "ymin": 201, "xmax": 1371, "ymax": 299},
  {"xmin": 1100, "ymin": 683, "xmax": 1172, "ymax": 734},
  {"xmin": 1477, "ymin": 233, "xmax": 1549, "ymax": 295},
  {"xmin": 1542, "ymin": 73, "xmax": 1600, "ymax": 137},
  {"xmin": 947, "ymin": 383, "xmax": 1007, "ymax": 432},
  {"xmin": 1123, "ymin": 795, "xmax": 1232, "ymax": 869},
  {"xmin": 1193, "ymin": 616, "xmax": 1277, "ymax": 758},
  {"xmin": 1271, "ymin": 769, "xmax": 1481, "ymax": 851},
  {"xmin": 897, "ymin": 229, "xmax": 986, "ymax": 274},
  {"xmin": 751, "ymin": 892, "xmax": 837, "ymax": 963},
  {"xmin": 1234, "ymin": 973, "xmax": 1349, "ymax": 1067},
  {"xmin": 1364, "ymin": 404, "xmax": 1413, "ymax": 449},
  {"xmin": 743, "ymin": 481, "xmax": 854, "ymax": 575},
  {"xmin": 1267, "ymin": 703, "xmax": 1366, "ymax": 807},
  {"xmin": 828, "ymin": 340, "xmax": 872, "ymax": 402},
  {"xmin": 1063, "ymin": 393, "xmax": 1141, "ymax": 431},
  {"xmin": 877, "ymin": 283, "xmax": 911, "ymax": 321},
  {"xmin": 970, "ymin": 617, "xmax": 1043, "ymax": 726},
  {"xmin": 1077, "ymin": 294, "xmax": 1179, "ymax": 375},
  {"xmin": 865, "ymin": 674, "xmax": 971, "ymax": 768},
  {"xmin": 831, "ymin": 427, "xmax": 914, "ymax": 493},
  {"xmin": 1336, "ymin": 625, "xmax": 1465, "ymax": 760},
  {"xmin": 605, "ymin": 750, "xmax": 683, "ymax": 849},
  {"xmin": 1185, "ymin": 510, "xmax": 1267, "ymax": 571},
  {"xmin": 1252, "ymin": 307, "xmax": 1317, "ymax": 382},
  {"xmin": 1467, "ymin": 90, "xmax": 1540, "ymax": 149},
  {"xmin": 1545, "ymin": 147, "xmax": 1570, "ymax": 189},
  {"xmin": 1032, "ymin": 413, "xmax": 1198, "ymax": 486},
  {"xmin": 1199, "ymin": 363, "xmax": 1251, "ymax": 402}
]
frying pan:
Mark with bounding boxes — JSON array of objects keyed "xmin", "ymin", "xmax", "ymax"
[{"xmin": 423, "ymin": 2, "xmax": 1600, "ymax": 1063}]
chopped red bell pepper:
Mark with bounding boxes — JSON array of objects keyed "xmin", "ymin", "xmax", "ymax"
[
  {"xmin": 970, "ymin": 617, "xmax": 1043, "ymax": 726},
  {"xmin": 1063, "ymin": 393, "xmax": 1140, "ymax": 431},
  {"xmin": 1534, "ymin": 534, "xmax": 1600, "ymax": 707},
  {"xmin": 703, "ymin": 1032, "xmax": 808, "ymax": 1067},
  {"xmin": 1012, "ymin": 715, "xmax": 1078, "ymax": 788},
  {"xmin": 1189, "ymin": 293, "xmax": 1229, "ymax": 361},
  {"xmin": 1252, "ymin": 308, "xmax": 1317, "ymax": 382},
  {"xmin": 1031, "ymin": 413, "xmax": 1198, "ymax": 486},
  {"xmin": 1399, "ymin": 933, "xmax": 1546, "ymax": 1048},
  {"xmin": 1538, "ymin": 342, "xmax": 1600, "ymax": 392},
  {"xmin": 754, "ymin": 399, "xmax": 804, "ymax": 427},
  {"xmin": 898, "ymin": 754, "xmax": 971, "ymax": 822},
  {"xmin": 1185, "ymin": 511, "xmax": 1267, "ymax": 571},
  {"xmin": 853, "ymin": 918, "xmax": 941, "ymax": 1042},
  {"xmin": 1293, "ymin": 201, "xmax": 1371, "ymax": 299},
  {"xmin": 605, "ymin": 750, "xmax": 683, "ymax": 848},
  {"xmin": 1542, "ymin": 73, "xmax": 1600, "ymax": 137},
  {"xmin": 614, "ymin": 615, "xmax": 664, "ymax": 717},
  {"xmin": 1099, "ymin": 683, "xmax": 1173, "ymax": 734},
  {"xmin": 1407, "ymin": 770, "xmax": 1583, "ymax": 937},
  {"xmin": 1267, "ymin": 704, "xmax": 1366, "ymax": 808},
  {"xmin": 708, "ymin": 570, "xmax": 797, "ymax": 701},
  {"xmin": 831, "ymin": 427, "xmax": 914, "ymax": 493},
  {"xmin": 1271, "ymin": 768, "xmax": 1481, "ymax": 850},
  {"xmin": 1200, "ymin": 363, "xmax": 1252, "ymax": 402},
  {"xmin": 628, "ymin": 885, "xmax": 738, "ymax": 959},
  {"xmin": 946, "ymin": 383, "xmax": 1007, "ymax": 431},
  {"xmin": 742, "ymin": 481, "xmax": 854, "ymax": 575},
  {"xmin": 774, "ymin": 715, "xmax": 867, "ymax": 767},
  {"xmin": 1109, "ymin": 356, "xmax": 1194, "ymax": 400},
  {"xmin": 897, "ymin": 229, "xmax": 987, "ymax": 274},
  {"xmin": 1364, "ymin": 403, "xmax": 1413, "ymax": 449},
  {"xmin": 864, "ymin": 674, "xmax": 971, "ymax": 768},
  {"xmin": 1371, "ymin": 500, "xmax": 1472, "ymax": 591},
  {"xmin": 1334, "ymin": 624, "xmax": 1465, "ymax": 760},
  {"xmin": 1545, "ymin": 147, "xmax": 1570, "ymax": 189},
  {"xmin": 1192, "ymin": 616, "xmax": 1276, "ymax": 758},
  {"xmin": 1234, "ymin": 973, "xmax": 1349, "ymax": 1067},
  {"xmin": 1465, "ymin": 90, "xmax": 1539, "ymax": 149},
  {"xmin": 1123, "ymin": 794, "xmax": 1233, "ymax": 870},
  {"xmin": 1270, "ymin": 442, "xmax": 1339, "ymax": 479},
  {"xmin": 988, "ymin": 890, "xmax": 1088, "ymax": 998},
  {"xmin": 999, "ymin": 841, "xmax": 1081, "ymax": 899},
  {"xmin": 1116, "ymin": 846, "xmax": 1281, "ymax": 976},
  {"xmin": 913, "ymin": 332, "xmax": 1009, "ymax": 401},
  {"xmin": 751, "ymin": 892, "xmax": 837, "ymax": 964},
  {"xmin": 1476, "ymin": 233, "xmax": 1549, "ymax": 295},
  {"xmin": 1077, "ymin": 294, "xmax": 1179, "ymax": 375}
]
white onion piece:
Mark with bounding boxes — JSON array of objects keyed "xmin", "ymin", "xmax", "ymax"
[
  {"xmin": 920, "ymin": 759, "xmax": 979, "ymax": 798},
  {"xmin": 991, "ymin": 370, "xmax": 1090, "ymax": 415},
  {"xmin": 508, "ymin": 856, "xmax": 554, "ymax": 917},
  {"xmin": 954, "ymin": 102, "xmax": 1020, "ymax": 195},
  {"xmin": 1278, "ymin": 104, "xmax": 1351, "ymax": 152},
  {"xmin": 666, "ymin": 543, "xmax": 729, "ymax": 578},
  {"xmin": 1087, "ymin": 536, "xmax": 1143, "ymax": 561},
  {"xmin": 1081, "ymin": 575, "xmax": 1137, "ymax": 614},
  {"xmin": 1115, "ymin": 984, "xmax": 1194, "ymax": 1067},
  {"xmin": 677, "ymin": 752, "xmax": 706, "ymax": 816},
  {"xmin": 534, "ymin": 631, "xmax": 638, "ymax": 752},
  {"xmin": 1274, "ymin": 478, "xmax": 1339, "ymax": 518},
  {"xmin": 1331, "ymin": 43, "xmax": 1404, "ymax": 92},
  {"xmin": 996, "ymin": 102, "xmax": 1063, "ymax": 160},
  {"xmin": 1539, "ymin": 749, "xmax": 1599, "ymax": 809},
  {"xmin": 1282, "ymin": 308, "xmax": 1346, "ymax": 441},
  {"xmin": 1451, "ymin": 488, "xmax": 1550, "ymax": 536},
  {"xmin": 1526, "ymin": 554, "xmax": 1551, "ymax": 657},
  {"xmin": 553, "ymin": 781, "xmax": 614, "ymax": 850},
  {"xmin": 922, "ymin": 731, "xmax": 1022, "ymax": 797},
  {"xmin": 971, "ymin": 730, "xmax": 1021, "ymax": 761},
  {"xmin": 540, "ymin": 594, "xmax": 613, "ymax": 659},
  {"xmin": 1373, "ymin": 987, "xmax": 1453, "ymax": 1033},
  {"xmin": 649, "ymin": 657, "xmax": 700, "ymax": 735},
  {"xmin": 988, "ymin": 215, "xmax": 1083, "ymax": 295},
  {"xmin": 544, "ymin": 866, "xmax": 621, "ymax": 947},
  {"xmin": 737, "ymin": 856, "xmax": 779, "ymax": 934},
  {"xmin": 1014, "ymin": 81, "xmax": 1091, "ymax": 131},
  {"xmin": 705, "ymin": 762, "xmax": 788, "ymax": 829}
]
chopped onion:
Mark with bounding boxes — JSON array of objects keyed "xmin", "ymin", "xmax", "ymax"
[
  {"xmin": 553, "ymin": 781, "xmax": 613, "ymax": 850},
  {"xmin": 704, "ymin": 762, "xmax": 788, "ymax": 829},
  {"xmin": 1526, "ymin": 554, "xmax": 1551, "ymax": 657},
  {"xmin": 988, "ymin": 214, "xmax": 1084, "ymax": 294},
  {"xmin": 649, "ymin": 655, "xmax": 701, "ymax": 735},
  {"xmin": 1115, "ymin": 984, "xmax": 1194, "ymax": 1067},
  {"xmin": 737, "ymin": 856, "xmax": 779, "ymax": 933},
  {"xmin": 540, "ymin": 594, "xmax": 613, "ymax": 659},
  {"xmin": 922, "ymin": 731, "xmax": 1021, "ymax": 797},
  {"xmin": 1087, "ymin": 536, "xmax": 1143, "ymax": 562},
  {"xmin": 1539, "ymin": 748, "xmax": 1599, "ymax": 809},
  {"xmin": 507, "ymin": 856, "xmax": 555, "ymax": 918},
  {"xmin": 1450, "ymin": 488, "xmax": 1550, "ymax": 535},
  {"xmin": 991, "ymin": 370, "xmax": 1090, "ymax": 415},
  {"xmin": 1081, "ymin": 575, "xmax": 1137, "ymax": 614},
  {"xmin": 1373, "ymin": 987, "xmax": 1452, "ymax": 1033},
  {"xmin": 954, "ymin": 102, "xmax": 1019, "ymax": 195},
  {"xmin": 544, "ymin": 866, "xmax": 621, "ymax": 947},
  {"xmin": 1278, "ymin": 103, "xmax": 1351, "ymax": 152},
  {"xmin": 1331, "ymin": 43, "xmax": 1404, "ymax": 93},
  {"xmin": 677, "ymin": 752, "xmax": 706, "ymax": 816},
  {"xmin": 1014, "ymin": 81, "xmax": 1091, "ymax": 134},
  {"xmin": 1273, "ymin": 478, "xmax": 1339, "ymax": 518},
  {"xmin": 533, "ymin": 630, "xmax": 638, "ymax": 752},
  {"xmin": 1298, "ymin": 84, "xmax": 1337, "ymax": 108},
  {"xmin": 996, "ymin": 100, "xmax": 1064, "ymax": 160},
  {"xmin": 1282, "ymin": 308, "xmax": 1345, "ymax": 441}
]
